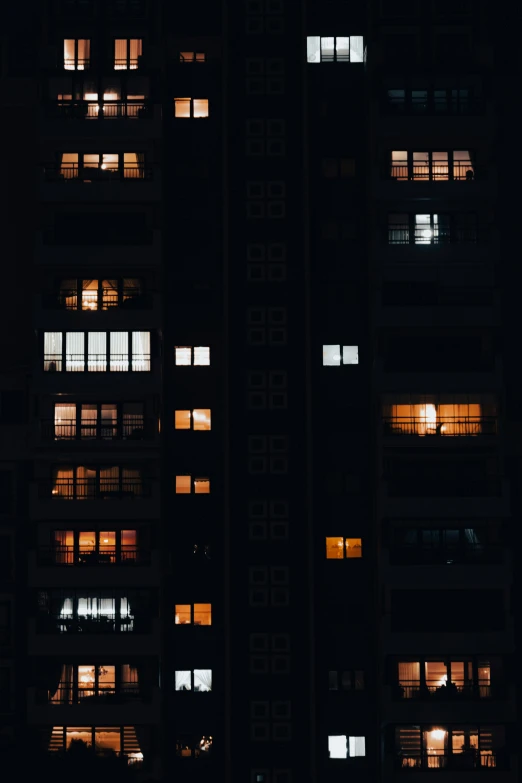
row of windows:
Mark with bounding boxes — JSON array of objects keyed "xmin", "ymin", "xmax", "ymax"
[{"xmin": 63, "ymin": 39, "xmax": 204, "ymax": 69}]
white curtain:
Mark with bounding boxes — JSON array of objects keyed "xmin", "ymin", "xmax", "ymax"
[
  {"xmin": 306, "ymin": 36, "xmax": 320, "ymax": 63},
  {"xmin": 194, "ymin": 669, "xmax": 212, "ymax": 692},
  {"xmin": 44, "ymin": 332, "xmax": 62, "ymax": 371},
  {"xmin": 175, "ymin": 671, "xmax": 192, "ymax": 691},
  {"xmin": 350, "ymin": 36, "xmax": 364, "ymax": 62},
  {"xmin": 52, "ymin": 664, "xmax": 74, "ymax": 704},
  {"xmin": 132, "ymin": 331, "xmax": 150, "ymax": 371},
  {"xmin": 87, "ymin": 332, "xmax": 107, "ymax": 372},
  {"xmin": 65, "ymin": 332, "xmax": 85, "ymax": 372},
  {"xmin": 110, "ymin": 332, "xmax": 128, "ymax": 371}
]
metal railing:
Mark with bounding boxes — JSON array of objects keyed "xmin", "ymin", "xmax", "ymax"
[
  {"xmin": 396, "ymin": 752, "xmax": 500, "ymax": 770},
  {"xmin": 37, "ymin": 614, "xmax": 148, "ymax": 634},
  {"xmin": 37, "ymin": 547, "xmax": 148, "ymax": 566},
  {"xmin": 42, "ymin": 416, "xmax": 151, "ymax": 441},
  {"xmin": 40, "ymin": 478, "xmax": 150, "ymax": 500},
  {"xmin": 395, "ymin": 681, "xmax": 492, "ymax": 700},
  {"xmin": 45, "ymin": 101, "xmax": 151, "ymax": 119},
  {"xmin": 43, "ymin": 354, "xmax": 151, "ymax": 372},
  {"xmin": 43, "ymin": 684, "xmax": 143, "ymax": 704},
  {"xmin": 64, "ymin": 59, "xmax": 90, "ymax": 70},
  {"xmin": 388, "ymin": 226, "xmax": 477, "ymax": 244},
  {"xmin": 114, "ymin": 59, "xmax": 140, "ymax": 69},
  {"xmin": 389, "ymin": 162, "xmax": 475, "ymax": 181},
  {"xmin": 46, "ymin": 288, "xmax": 150, "ymax": 310},
  {"xmin": 382, "ymin": 417, "xmax": 497, "ymax": 436},
  {"xmin": 44, "ymin": 164, "xmax": 151, "ymax": 182}
]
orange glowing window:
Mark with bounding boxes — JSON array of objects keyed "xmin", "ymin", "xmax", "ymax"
[
  {"xmin": 326, "ymin": 537, "xmax": 362, "ymax": 559},
  {"xmin": 194, "ymin": 478, "xmax": 210, "ymax": 494},
  {"xmin": 175, "ymin": 475, "xmax": 191, "ymax": 494},
  {"xmin": 175, "ymin": 410, "xmax": 191, "ymax": 430}
]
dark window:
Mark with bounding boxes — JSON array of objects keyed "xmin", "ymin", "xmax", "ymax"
[{"xmin": 391, "ymin": 590, "xmax": 505, "ymax": 631}]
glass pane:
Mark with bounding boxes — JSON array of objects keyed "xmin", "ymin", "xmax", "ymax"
[
  {"xmin": 193, "ymin": 603, "xmax": 211, "ymax": 625},
  {"xmin": 425, "ymin": 661, "xmax": 447, "ymax": 690},
  {"xmin": 323, "ymin": 345, "xmax": 341, "ymax": 366},
  {"xmin": 320, "ymin": 37, "xmax": 335, "ymax": 61},
  {"xmin": 342, "ymin": 345, "xmax": 359, "ymax": 365},
  {"xmin": 80, "ymin": 404, "xmax": 98, "ymax": 439},
  {"xmin": 132, "ymin": 331, "xmax": 150, "ymax": 371},
  {"xmin": 78, "ymin": 531, "xmax": 96, "ymax": 553},
  {"xmin": 336, "ymin": 37, "xmax": 349, "ymax": 61},
  {"xmin": 175, "ymin": 604, "xmax": 192, "ymax": 624},
  {"xmin": 412, "ymin": 151, "xmax": 430, "ymax": 180},
  {"xmin": 110, "ymin": 332, "xmax": 128, "ymax": 371},
  {"xmin": 175, "ymin": 411, "xmax": 191, "ymax": 430},
  {"xmin": 194, "ymin": 478, "xmax": 210, "ymax": 494},
  {"xmin": 193, "ymin": 99, "xmax": 209, "ymax": 118},
  {"xmin": 65, "ymin": 332, "xmax": 84, "ymax": 372},
  {"xmin": 99, "ymin": 531, "xmax": 116, "ymax": 561},
  {"xmin": 175, "ymin": 671, "xmax": 192, "ymax": 691},
  {"xmin": 328, "ymin": 736, "xmax": 347, "ymax": 759},
  {"xmin": 345, "ymin": 538, "xmax": 362, "ymax": 558},
  {"xmin": 194, "ymin": 346, "xmax": 210, "ymax": 365},
  {"xmin": 349, "ymin": 36, "xmax": 364, "ymax": 62},
  {"xmin": 194, "ymin": 669, "xmax": 212, "ymax": 692},
  {"xmin": 64, "ymin": 39, "xmax": 76, "ymax": 69},
  {"xmin": 432, "ymin": 151, "xmax": 449, "ymax": 180},
  {"xmin": 54, "ymin": 403, "xmax": 76, "ymax": 439},
  {"xmin": 193, "ymin": 409, "xmax": 211, "ymax": 431},
  {"xmin": 306, "ymin": 36, "xmax": 321, "ymax": 63},
  {"xmin": 44, "ymin": 332, "xmax": 63, "ymax": 371},
  {"xmin": 81, "ymin": 280, "xmax": 98, "ymax": 310},
  {"xmin": 349, "ymin": 736, "xmax": 366, "ymax": 757},
  {"xmin": 94, "ymin": 728, "xmax": 120, "ymax": 753},
  {"xmin": 66, "ymin": 728, "xmax": 92, "ymax": 747},
  {"xmin": 87, "ymin": 332, "xmax": 107, "ymax": 372},
  {"xmin": 175, "ymin": 347, "xmax": 192, "ymax": 365},
  {"xmin": 174, "ymin": 98, "xmax": 191, "ymax": 118},
  {"xmin": 328, "ymin": 671, "xmax": 338, "ymax": 690},
  {"xmin": 175, "ymin": 475, "xmax": 191, "ymax": 494},
  {"xmin": 326, "ymin": 537, "xmax": 344, "ymax": 559}
]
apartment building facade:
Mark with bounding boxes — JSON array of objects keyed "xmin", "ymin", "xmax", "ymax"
[{"xmin": 0, "ymin": 0, "xmax": 517, "ymax": 782}]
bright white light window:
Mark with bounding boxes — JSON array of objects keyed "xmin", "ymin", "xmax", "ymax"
[
  {"xmin": 307, "ymin": 35, "xmax": 364, "ymax": 63},
  {"xmin": 322, "ymin": 345, "xmax": 359, "ymax": 366},
  {"xmin": 175, "ymin": 346, "xmax": 210, "ymax": 366},
  {"xmin": 194, "ymin": 346, "xmax": 210, "ymax": 365},
  {"xmin": 328, "ymin": 735, "xmax": 347, "ymax": 759},
  {"xmin": 349, "ymin": 736, "xmax": 366, "ymax": 757}
]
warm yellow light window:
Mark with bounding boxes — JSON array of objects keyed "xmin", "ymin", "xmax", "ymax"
[
  {"xmin": 175, "ymin": 475, "xmax": 191, "ymax": 494},
  {"xmin": 345, "ymin": 538, "xmax": 362, "ymax": 558},
  {"xmin": 326, "ymin": 537, "xmax": 344, "ymax": 559},
  {"xmin": 175, "ymin": 410, "xmax": 191, "ymax": 430},
  {"xmin": 175, "ymin": 604, "xmax": 191, "ymax": 624},
  {"xmin": 194, "ymin": 478, "xmax": 210, "ymax": 494},
  {"xmin": 174, "ymin": 98, "xmax": 191, "ymax": 118},
  {"xmin": 194, "ymin": 603, "xmax": 212, "ymax": 625},
  {"xmin": 79, "ymin": 531, "xmax": 96, "ymax": 552},
  {"xmin": 193, "ymin": 409, "xmax": 211, "ymax": 431},
  {"xmin": 193, "ymin": 99, "xmax": 209, "ymax": 118}
]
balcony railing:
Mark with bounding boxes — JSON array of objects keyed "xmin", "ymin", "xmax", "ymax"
[
  {"xmin": 36, "ymin": 614, "xmax": 150, "ymax": 634},
  {"xmin": 389, "ymin": 162, "xmax": 475, "ymax": 181},
  {"xmin": 395, "ymin": 751, "xmax": 502, "ymax": 770},
  {"xmin": 44, "ymin": 354, "xmax": 151, "ymax": 372},
  {"xmin": 45, "ymin": 100, "xmax": 152, "ymax": 120},
  {"xmin": 44, "ymin": 289, "xmax": 152, "ymax": 310},
  {"xmin": 40, "ymin": 684, "xmax": 144, "ymax": 704},
  {"xmin": 37, "ymin": 547, "xmax": 149, "ymax": 566},
  {"xmin": 390, "ymin": 544, "xmax": 503, "ymax": 566},
  {"xmin": 388, "ymin": 226, "xmax": 478, "ymax": 245},
  {"xmin": 382, "ymin": 417, "xmax": 497, "ymax": 437},
  {"xmin": 40, "ymin": 478, "xmax": 150, "ymax": 500},
  {"xmin": 64, "ymin": 59, "xmax": 90, "ymax": 70},
  {"xmin": 394, "ymin": 681, "xmax": 493, "ymax": 700},
  {"xmin": 41, "ymin": 417, "xmax": 154, "ymax": 441},
  {"xmin": 44, "ymin": 164, "xmax": 152, "ymax": 182}
]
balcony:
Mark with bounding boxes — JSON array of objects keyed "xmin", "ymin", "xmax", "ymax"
[
  {"xmin": 28, "ymin": 684, "xmax": 160, "ymax": 725},
  {"xmin": 379, "ymin": 478, "xmax": 510, "ymax": 519},
  {"xmin": 377, "ymin": 160, "xmax": 493, "ymax": 201},
  {"xmin": 30, "ymin": 479, "xmax": 160, "ymax": 520},
  {"xmin": 42, "ymin": 101, "xmax": 161, "ymax": 138},
  {"xmin": 29, "ymin": 616, "xmax": 160, "ymax": 655},
  {"xmin": 394, "ymin": 752, "xmax": 505, "ymax": 771},
  {"xmin": 39, "ymin": 417, "xmax": 158, "ymax": 448},
  {"xmin": 28, "ymin": 547, "xmax": 160, "ymax": 588},
  {"xmin": 382, "ymin": 416, "xmax": 497, "ymax": 439},
  {"xmin": 41, "ymin": 163, "xmax": 160, "ymax": 203},
  {"xmin": 36, "ymin": 291, "xmax": 161, "ymax": 330}
]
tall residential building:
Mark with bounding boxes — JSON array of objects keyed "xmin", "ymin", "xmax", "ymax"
[{"xmin": 0, "ymin": 1, "xmax": 517, "ymax": 782}]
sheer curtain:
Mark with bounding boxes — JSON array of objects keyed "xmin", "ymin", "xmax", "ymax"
[
  {"xmin": 129, "ymin": 39, "xmax": 142, "ymax": 69},
  {"xmin": 114, "ymin": 39, "xmax": 128, "ymax": 69},
  {"xmin": 87, "ymin": 332, "xmax": 107, "ymax": 372},
  {"xmin": 54, "ymin": 403, "xmax": 76, "ymax": 439},
  {"xmin": 44, "ymin": 332, "xmax": 62, "ymax": 372},
  {"xmin": 52, "ymin": 664, "xmax": 74, "ymax": 704},
  {"xmin": 110, "ymin": 332, "xmax": 129, "ymax": 371},
  {"xmin": 175, "ymin": 671, "xmax": 192, "ymax": 691},
  {"xmin": 122, "ymin": 467, "xmax": 142, "ymax": 496},
  {"xmin": 65, "ymin": 332, "xmax": 85, "ymax": 372},
  {"xmin": 52, "ymin": 467, "xmax": 73, "ymax": 499},
  {"xmin": 399, "ymin": 662, "xmax": 420, "ymax": 687},
  {"xmin": 132, "ymin": 331, "xmax": 150, "ymax": 371},
  {"xmin": 194, "ymin": 669, "xmax": 212, "ymax": 692},
  {"xmin": 100, "ymin": 466, "xmax": 120, "ymax": 494}
]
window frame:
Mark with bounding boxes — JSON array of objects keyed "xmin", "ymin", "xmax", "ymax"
[{"xmin": 43, "ymin": 331, "xmax": 152, "ymax": 373}]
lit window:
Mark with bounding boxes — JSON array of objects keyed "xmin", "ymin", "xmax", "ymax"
[
  {"xmin": 326, "ymin": 537, "xmax": 362, "ymax": 559},
  {"xmin": 175, "ymin": 475, "xmax": 210, "ymax": 494},
  {"xmin": 175, "ymin": 409, "xmax": 211, "ymax": 431},
  {"xmin": 175, "ymin": 669, "xmax": 212, "ymax": 692},
  {"xmin": 43, "ymin": 331, "xmax": 151, "ymax": 372},
  {"xmin": 328, "ymin": 735, "xmax": 365, "ymax": 759},
  {"xmin": 175, "ymin": 346, "xmax": 210, "ymax": 366},
  {"xmin": 174, "ymin": 98, "xmax": 209, "ymax": 118},
  {"xmin": 114, "ymin": 39, "xmax": 142, "ymax": 70},
  {"xmin": 194, "ymin": 603, "xmax": 211, "ymax": 625},
  {"xmin": 64, "ymin": 39, "xmax": 90, "ymax": 70},
  {"xmin": 306, "ymin": 36, "xmax": 364, "ymax": 63},
  {"xmin": 322, "ymin": 345, "xmax": 359, "ymax": 366},
  {"xmin": 180, "ymin": 52, "xmax": 206, "ymax": 62},
  {"xmin": 175, "ymin": 605, "xmax": 192, "ymax": 624}
]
